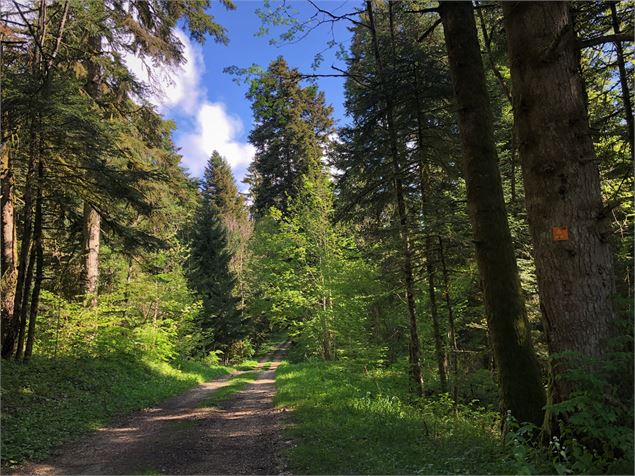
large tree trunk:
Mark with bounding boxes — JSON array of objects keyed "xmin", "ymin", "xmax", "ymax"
[
  {"xmin": 366, "ymin": 0, "xmax": 424, "ymax": 396},
  {"xmin": 502, "ymin": 1, "xmax": 616, "ymax": 407},
  {"xmin": 1, "ymin": 144, "xmax": 17, "ymax": 347},
  {"xmin": 439, "ymin": 1, "xmax": 545, "ymax": 426},
  {"xmin": 83, "ymin": 33, "xmax": 102, "ymax": 305}
]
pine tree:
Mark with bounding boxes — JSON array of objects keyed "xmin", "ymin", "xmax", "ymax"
[
  {"xmin": 246, "ymin": 57, "xmax": 334, "ymax": 216},
  {"xmin": 188, "ymin": 155, "xmax": 241, "ymax": 357}
]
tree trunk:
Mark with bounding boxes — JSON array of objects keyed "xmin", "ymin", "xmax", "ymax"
[
  {"xmin": 1, "ymin": 143, "xmax": 17, "ymax": 347},
  {"xmin": 2, "ymin": 134, "xmax": 37, "ymax": 359},
  {"xmin": 438, "ymin": 236, "xmax": 459, "ymax": 403},
  {"xmin": 424, "ymin": 235, "xmax": 447, "ymax": 393},
  {"xmin": 502, "ymin": 1, "xmax": 616, "ymax": 407},
  {"xmin": 83, "ymin": 202, "xmax": 100, "ymax": 306},
  {"xmin": 439, "ymin": 1, "xmax": 545, "ymax": 426},
  {"xmin": 413, "ymin": 63, "xmax": 447, "ymax": 393},
  {"xmin": 14, "ymin": 241, "xmax": 36, "ymax": 360},
  {"xmin": 609, "ymin": 1, "xmax": 634, "ymax": 155},
  {"xmin": 24, "ymin": 160, "xmax": 44, "ymax": 361},
  {"xmin": 83, "ymin": 33, "xmax": 102, "ymax": 305},
  {"xmin": 367, "ymin": 0, "xmax": 424, "ymax": 396}
]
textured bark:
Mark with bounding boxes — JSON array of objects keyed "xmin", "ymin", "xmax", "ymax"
[
  {"xmin": 503, "ymin": 1, "xmax": 617, "ymax": 406},
  {"xmin": 609, "ymin": 1, "xmax": 634, "ymax": 155},
  {"xmin": 1, "ymin": 144, "xmax": 17, "ymax": 346},
  {"xmin": 439, "ymin": 1, "xmax": 545, "ymax": 425},
  {"xmin": 367, "ymin": 0, "xmax": 424, "ymax": 396}
]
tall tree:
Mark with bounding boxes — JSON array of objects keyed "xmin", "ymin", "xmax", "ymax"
[
  {"xmin": 439, "ymin": 1, "xmax": 545, "ymax": 425},
  {"xmin": 246, "ymin": 57, "xmax": 334, "ymax": 216},
  {"xmin": 205, "ymin": 151, "xmax": 251, "ymax": 314},
  {"xmin": 502, "ymin": 1, "xmax": 617, "ymax": 408},
  {"xmin": 188, "ymin": 155, "xmax": 241, "ymax": 357}
]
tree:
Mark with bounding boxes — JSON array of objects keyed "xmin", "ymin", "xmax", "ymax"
[
  {"xmin": 246, "ymin": 57, "xmax": 334, "ymax": 216},
  {"xmin": 187, "ymin": 155, "xmax": 241, "ymax": 357},
  {"xmin": 502, "ymin": 1, "xmax": 617, "ymax": 409},
  {"xmin": 438, "ymin": 1, "xmax": 545, "ymax": 425}
]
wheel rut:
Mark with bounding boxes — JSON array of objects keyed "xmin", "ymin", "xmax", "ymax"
[{"xmin": 13, "ymin": 345, "xmax": 289, "ymax": 475}]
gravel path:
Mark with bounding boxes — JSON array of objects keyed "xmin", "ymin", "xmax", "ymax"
[{"xmin": 13, "ymin": 346, "xmax": 288, "ymax": 475}]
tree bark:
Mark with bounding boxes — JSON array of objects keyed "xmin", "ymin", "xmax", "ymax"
[
  {"xmin": 1, "ymin": 143, "xmax": 17, "ymax": 347},
  {"xmin": 439, "ymin": 1, "xmax": 546, "ymax": 426},
  {"xmin": 83, "ymin": 202, "xmax": 101, "ymax": 305},
  {"xmin": 502, "ymin": 1, "xmax": 616, "ymax": 407},
  {"xmin": 367, "ymin": 0, "xmax": 424, "ymax": 396},
  {"xmin": 83, "ymin": 33, "xmax": 102, "ymax": 305},
  {"xmin": 608, "ymin": 1, "xmax": 634, "ymax": 155}
]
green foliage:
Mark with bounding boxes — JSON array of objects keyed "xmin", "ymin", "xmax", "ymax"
[
  {"xmin": 504, "ymin": 346, "xmax": 634, "ymax": 475},
  {"xmin": 275, "ymin": 358, "xmax": 515, "ymax": 474}
]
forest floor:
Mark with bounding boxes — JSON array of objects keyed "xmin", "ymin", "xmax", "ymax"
[{"xmin": 9, "ymin": 345, "xmax": 289, "ymax": 475}]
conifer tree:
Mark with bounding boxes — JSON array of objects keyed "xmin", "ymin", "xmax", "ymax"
[
  {"xmin": 188, "ymin": 155, "xmax": 241, "ymax": 357},
  {"xmin": 246, "ymin": 57, "xmax": 334, "ymax": 216}
]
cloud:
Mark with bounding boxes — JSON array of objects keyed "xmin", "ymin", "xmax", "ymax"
[
  {"xmin": 124, "ymin": 29, "xmax": 254, "ymax": 186},
  {"xmin": 176, "ymin": 103, "xmax": 256, "ymax": 182},
  {"xmin": 124, "ymin": 30, "xmax": 204, "ymax": 115}
]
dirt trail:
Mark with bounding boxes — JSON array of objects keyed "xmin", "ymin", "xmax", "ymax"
[{"xmin": 14, "ymin": 345, "xmax": 289, "ymax": 475}]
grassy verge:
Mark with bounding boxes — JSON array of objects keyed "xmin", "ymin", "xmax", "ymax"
[
  {"xmin": 197, "ymin": 371, "xmax": 259, "ymax": 407},
  {"xmin": 0, "ymin": 354, "xmax": 234, "ymax": 466},
  {"xmin": 275, "ymin": 360, "xmax": 517, "ymax": 475}
]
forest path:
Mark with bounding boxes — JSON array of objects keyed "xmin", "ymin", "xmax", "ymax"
[{"xmin": 14, "ymin": 345, "xmax": 289, "ymax": 475}]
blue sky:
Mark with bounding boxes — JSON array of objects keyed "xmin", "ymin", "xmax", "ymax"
[{"xmin": 131, "ymin": 1, "xmax": 359, "ymax": 190}]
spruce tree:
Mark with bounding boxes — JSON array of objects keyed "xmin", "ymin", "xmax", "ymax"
[
  {"xmin": 246, "ymin": 57, "xmax": 334, "ymax": 216},
  {"xmin": 188, "ymin": 155, "xmax": 241, "ymax": 357}
]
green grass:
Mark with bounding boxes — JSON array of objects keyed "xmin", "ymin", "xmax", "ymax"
[
  {"xmin": 275, "ymin": 360, "xmax": 518, "ymax": 475},
  {"xmin": 197, "ymin": 371, "xmax": 259, "ymax": 407},
  {"xmin": 0, "ymin": 354, "xmax": 234, "ymax": 467}
]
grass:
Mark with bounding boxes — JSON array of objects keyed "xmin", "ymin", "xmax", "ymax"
[
  {"xmin": 197, "ymin": 371, "xmax": 259, "ymax": 407},
  {"xmin": 275, "ymin": 359, "xmax": 518, "ymax": 475},
  {"xmin": 0, "ymin": 354, "xmax": 234, "ymax": 467}
]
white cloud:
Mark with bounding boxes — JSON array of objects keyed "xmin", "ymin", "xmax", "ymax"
[
  {"xmin": 124, "ymin": 29, "xmax": 254, "ymax": 185},
  {"xmin": 125, "ymin": 29, "xmax": 204, "ymax": 115},
  {"xmin": 176, "ymin": 102, "xmax": 256, "ymax": 180}
]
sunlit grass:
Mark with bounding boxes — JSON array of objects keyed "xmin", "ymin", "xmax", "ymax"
[{"xmin": 275, "ymin": 360, "xmax": 516, "ymax": 475}]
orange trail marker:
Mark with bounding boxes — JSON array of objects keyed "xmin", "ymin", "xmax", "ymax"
[{"xmin": 552, "ymin": 226, "xmax": 569, "ymax": 241}]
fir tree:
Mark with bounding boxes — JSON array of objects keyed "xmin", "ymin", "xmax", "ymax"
[
  {"xmin": 246, "ymin": 57, "xmax": 334, "ymax": 216},
  {"xmin": 188, "ymin": 155, "xmax": 241, "ymax": 357}
]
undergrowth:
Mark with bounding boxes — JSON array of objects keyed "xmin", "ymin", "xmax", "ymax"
[{"xmin": 275, "ymin": 359, "xmax": 516, "ymax": 475}]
